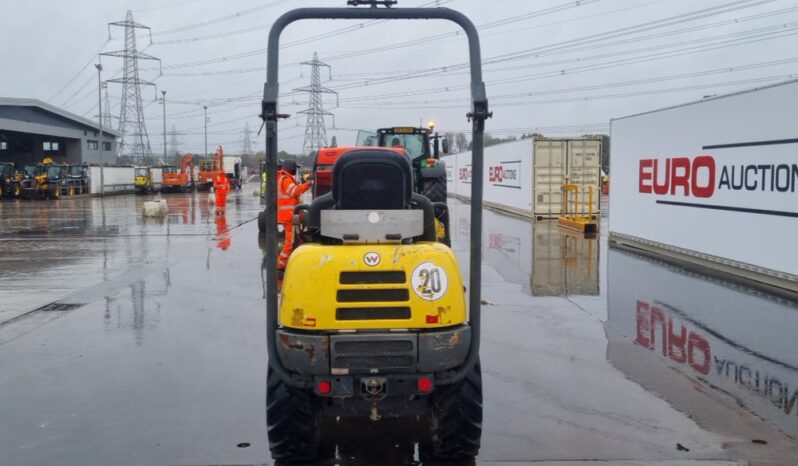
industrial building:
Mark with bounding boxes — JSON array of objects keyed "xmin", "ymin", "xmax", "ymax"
[{"xmin": 0, "ymin": 97, "xmax": 118, "ymax": 167}]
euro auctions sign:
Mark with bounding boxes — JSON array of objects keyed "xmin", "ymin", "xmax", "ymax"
[
  {"xmin": 637, "ymin": 151, "xmax": 798, "ymax": 216},
  {"xmin": 488, "ymin": 161, "xmax": 522, "ymax": 188},
  {"xmin": 609, "ymin": 79, "xmax": 798, "ymax": 278}
]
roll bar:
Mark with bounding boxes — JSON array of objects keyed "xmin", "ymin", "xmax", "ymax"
[{"xmin": 260, "ymin": 6, "xmax": 490, "ymax": 387}]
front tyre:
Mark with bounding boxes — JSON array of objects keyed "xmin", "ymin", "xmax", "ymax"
[
  {"xmin": 266, "ymin": 367, "xmax": 321, "ymax": 462},
  {"xmin": 426, "ymin": 358, "xmax": 483, "ymax": 461}
]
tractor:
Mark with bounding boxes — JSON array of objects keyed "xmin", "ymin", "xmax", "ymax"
[
  {"xmin": 376, "ymin": 125, "xmax": 449, "ymax": 203},
  {"xmin": 258, "ymin": 2, "xmax": 490, "ymax": 463},
  {"xmin": 0, "ymin": 162, "xmax": 22, "ymax": 198}
]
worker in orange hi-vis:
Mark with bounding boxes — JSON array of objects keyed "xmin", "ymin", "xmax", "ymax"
[
  {"xmin": 213, "ymin": 172, "xmax": 231, "ymax": 214},
  {"xmin": 277, "ymin": 159, "xmax": 311, "ymax": 276}
]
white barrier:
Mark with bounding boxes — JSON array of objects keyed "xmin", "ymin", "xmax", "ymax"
[
  {"xmin": 443, "ymin": 136, "xmax": 602, "ymax": 218},
  {"xmin": 87, "ymin": 166, "xmax": 163, "ymax": 194},
  {"xmin": 609, "ymin": 79, "xmax": 798, "ymax": 287}
]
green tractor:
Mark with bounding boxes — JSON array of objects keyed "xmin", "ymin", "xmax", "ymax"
[
  {"xmin": 370, "ymin": 124, "xmax": 449, "ymax": 203},
  {"xmin": 0, "ymin": 162, "xmax": 22, "ymax": 198}
]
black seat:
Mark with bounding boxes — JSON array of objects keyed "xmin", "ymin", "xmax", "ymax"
[
  {"xmin": 304, "ymin": 149, "xmax": 437, "ymax": 243},
  {"xmin": 333, "ymin": 149, "xmax": 412, "ymax": 210}
]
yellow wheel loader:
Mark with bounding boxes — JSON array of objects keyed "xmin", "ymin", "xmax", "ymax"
[{"xmin": 259, "ymin": 2, "xmax": 492, "ymax": 463}]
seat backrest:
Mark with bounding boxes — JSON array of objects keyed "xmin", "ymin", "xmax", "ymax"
[{"xmin": 332, "ymin": 149, "xmax": 412, "ymax": 210}]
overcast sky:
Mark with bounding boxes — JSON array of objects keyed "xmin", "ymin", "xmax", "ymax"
[{"xmin": 2, "ymin": 0, "xmax": 796, "ymax": 156}]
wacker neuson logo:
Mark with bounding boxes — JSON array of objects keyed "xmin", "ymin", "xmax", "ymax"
[{"xmin": 637, "ymin": 138, "xmax": 798, "ymax": 218}]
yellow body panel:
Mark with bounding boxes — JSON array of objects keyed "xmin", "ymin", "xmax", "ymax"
[
  {"xmin": 134, "ymin": 176, "xmax": 149, "ymax": 187},
  {"xmin": 280, "ymin": 242, "xmax": 466, "ymax": 330}
]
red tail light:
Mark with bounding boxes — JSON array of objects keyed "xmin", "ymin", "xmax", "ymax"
[
  {"xmin": 418, "ymin": 376, "xmax": 433, "ymax": 393},
  {"xmin": 317, "ymin": 380, "xmax": 331, "ymax": 395}
]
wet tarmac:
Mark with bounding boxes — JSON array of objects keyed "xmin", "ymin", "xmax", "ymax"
[{"xmin": 0, "ymin": 188, "xmax": 796, "ymax": 465}]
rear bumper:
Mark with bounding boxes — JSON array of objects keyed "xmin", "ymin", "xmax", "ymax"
[{"xmin": 275, "ymin": 324, "xmax": 471, "ymax": 376}]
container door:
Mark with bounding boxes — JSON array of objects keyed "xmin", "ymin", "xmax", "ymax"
[
  {"xmin": 533, "ymin": 139, "xmax": 566, "ymax": 218},
  {"xmin": 567, "ymin": 139, "xmax": 602, "ymax": 216}
]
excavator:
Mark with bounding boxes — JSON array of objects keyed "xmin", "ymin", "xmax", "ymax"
[
  {"xmin": 197, "ymin": 146, "xmax": 224, "ymax": 190},
  {"xmin": 162, "ymin": 154, "xmax": 195, "ymax": 192}
]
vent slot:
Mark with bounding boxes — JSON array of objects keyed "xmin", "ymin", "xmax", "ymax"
[
  {"xmin": 336, "ymin": 307, "xmax": 411, "ymax": 321},
  {"xmin": 340, "ymin": 271, "xmax": 406, "ymax": 284},
  {"xmin": 334, "ymin": 355, "xmax": 414, "ymax": 370},
  {"xmin": 334, "ymin": 340, "xmax": 414, "ymax": 354},
  {"xmin": 337, "ymin": 289, "xmax": 408, "ymax": 302}
]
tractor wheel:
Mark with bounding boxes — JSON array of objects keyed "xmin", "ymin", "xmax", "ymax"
[
  {"xmin": 425, "ymin": 358, "xmax": 483, "ymax": 461},
  {"xmin": 266, "ymin": 366, "xmax": 321, "ymax": 462},
  {"xmin": 423, "ymin": 175, "xmax": 447, "ymax": 204},
  {"xmin": 257, "ymin": 210, "xmax": 267, "ymax": 233}
]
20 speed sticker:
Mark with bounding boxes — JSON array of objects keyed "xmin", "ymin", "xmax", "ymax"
[{"xmin": 411, "ymin": 262, "xmax": 448, "ymax": 301}]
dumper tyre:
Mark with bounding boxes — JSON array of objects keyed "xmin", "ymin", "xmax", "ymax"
[
  {"xmin": 266, "ymin": 367, "xmax": 321, "ymax": 462},
  {"xmin": 257, "ymin": 210, "xmax": 267, "ymax": 233},
  {"xmin": 423, "ymin": 175, "xmax": 447, "ymax": 204},
  {"xmin": 425, "ymin": 358, "xmax": 482, "ymax": 460}
]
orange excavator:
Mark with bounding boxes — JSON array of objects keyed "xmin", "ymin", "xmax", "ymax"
[
  {"xmin": 162, "ymin": 154, "xmax": 195, "ymax": 192},
  {"xmin": 197, "ymin": 145, "xmax": 224, "ymax": 190}
]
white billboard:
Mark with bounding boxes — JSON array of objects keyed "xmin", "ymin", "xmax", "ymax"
[
  {"xmin": 610, "ymin": 79, "xmax": 798, "ymax": 279},
  {"xmin": 446, "ymin": 138, "xmax": 535, "ymax": 216}
]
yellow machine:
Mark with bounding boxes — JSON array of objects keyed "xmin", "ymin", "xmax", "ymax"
[
  {"xmin": 134, "ymin": 167, "xmax": 156, "ymax": 194},
  {"xmin": 261, "ymin": 4, "xmax": 490, "ymax": 463},
  {"xmin": 270, "ymin": 148, "xmax": 479, "ymax": 462}
]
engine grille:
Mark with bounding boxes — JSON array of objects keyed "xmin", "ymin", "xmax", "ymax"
[
  {"xmin": 330, "ymin": 334, "xmax": 417, "ymax": 373},
  {"xmin": 336, "ymin": 307, "xmax": 411, "ymax": 321},
  {"xmin": 337, "ymin": 289, "xmax": 408, "ymax": 302},
  {"xmin": 339, "ymin": 271, "xmax": 406, "ymax": 285}
]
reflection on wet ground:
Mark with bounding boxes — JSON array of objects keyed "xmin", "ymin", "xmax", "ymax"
[
  {"xmin": 0, "ymin": 192, "xmax": 796, "ymax": 465},
  {"xmin": 607, "ymin": 248, "xmax": 798, "ymax": 442}
]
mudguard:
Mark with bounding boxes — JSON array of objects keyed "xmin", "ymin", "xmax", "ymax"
[{"xmin": 420, "ymin": 159, "xmax": 446, "ymax": 179}]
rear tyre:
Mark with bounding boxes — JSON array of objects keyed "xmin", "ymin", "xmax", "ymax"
[
  {"xmin": 425, "ymin": 358, "xmax": 483, "ymax": 461},
  {"xmin": 257, "ymin": 210, "xmax": 267, "ymax": 233},
  {"xmin": 266, "ymin": 367, "xmax": 321, "ymax": 462},
  {"xmin": 423, "ymin": 175, "xmax": 447, "ymax": 204}
]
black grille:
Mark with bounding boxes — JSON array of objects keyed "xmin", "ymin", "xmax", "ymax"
[
  {"xmin": 334, "ymin": 355, "xmax": 414, "ymax": 369},
  {"xmin": 340, "ymin": 271, "xmax": 406, "ymax": 284},
  {"xmin": 336, "ymin": 307, "xmax": 411, "ymax": 320},
  {"xmin": 337, "ymin": 289, "xmax": 408, "ymax": 302},
  {"xmin": 334, "ymin": 340, "xmax": 414, "ymax": 354}
]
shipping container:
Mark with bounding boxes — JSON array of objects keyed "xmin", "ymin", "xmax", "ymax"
[{"xmin": 444, "ymin": 135, "xmax": 603, "ymax": 219}]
